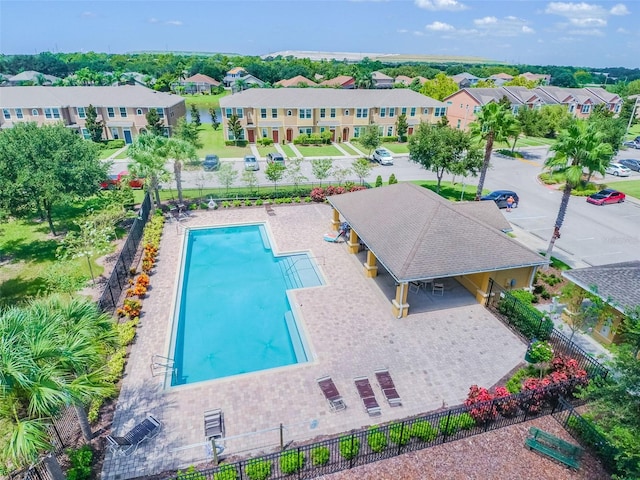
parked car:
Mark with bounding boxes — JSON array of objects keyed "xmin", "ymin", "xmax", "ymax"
[
  {"xmin": 586, "ymin": 189, "xmax": 626, "ymax": 206},
  {"xmin": 622, "ymin": 140, "xmax": 640, "ymax": 149},
  {"xmin": 480, "ymin": 190, "xmax": 519, "ymax": 209},
  {"xmin": 618, "ymin": 158, "xmax": 640, "ymax": 172},
  {"xmin": 100, "ymin": 171, "xmax": 144, "ymax": 189},
  {"xmin": 266, "ymin": 152, "xmax": 285, "ymax": 165},
  {"xmin": 203, "ymin": 154, "xmax": 220, "ymax": 171},
  {"xmin": 372, "ymin": 147, "xmax": 394, "ymax": 165},
  {"xmin": 605, "ymin": 163, "xmax": 631, "ymax": 177},
  {"xmin": 244, "ymin": 155, "xmax": 259, "ymax": 171}
]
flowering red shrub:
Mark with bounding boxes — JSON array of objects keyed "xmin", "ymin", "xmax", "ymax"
[
  {"xmin": 551, "ymin": 356, "xmax": 588, "ymax": 383},
  {"xmin": 464, "ymin": 385, "xmax": 497, "ymax": 423},
  {"xmin": 310, "ymin": 188, "xmax": 326, "ymax": 202},
  {"xmin": 136, "ymin": 273, "xmax": 150, "ymax": 287},
  {"xmin": 521, "ymin": 377, "xmax": 552, "ymax": 413},
  {"xmin": 325, "ymin": 185, "xmax": 346, "ymax": 196},
  {"xmin": 349, "ymin": 185, "xmax": 367, "ymax": 192},
  {"xmin": 494, "ymin": 386, "xmax": 519, "ymax": 417}
]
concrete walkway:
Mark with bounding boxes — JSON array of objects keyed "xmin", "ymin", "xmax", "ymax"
[{"xmin": 344, "ymin": 141, "xmax": 366, "ymax": 157}]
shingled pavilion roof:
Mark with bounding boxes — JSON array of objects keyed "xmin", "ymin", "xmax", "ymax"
[{"xmin": 327, "ymin": 183, "xmax": 547, "ymax": 283}]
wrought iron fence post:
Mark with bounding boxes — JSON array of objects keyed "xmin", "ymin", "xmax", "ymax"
[
  {"xmin": 398, "ymin": 421, "xmax": 406, "ymax": 455},
  {"xmin": 442, "ymin": 410, "xmax": 452, "ymax": 442},
  {"xmin": 51, "ymin": 424, "xmax": 64, "ymax": 449},
  {"xmin": 349, "ymin": 434, "xmax": 355, "ymax": 469},
  {"xmin": 297, "ymin": 447, "xmax": 302, "ymax": 480},
  {"xmin": 280, "ymin": 423, "xmax": 284, "ymax": 450}
]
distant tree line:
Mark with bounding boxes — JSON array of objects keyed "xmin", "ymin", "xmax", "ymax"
[{"xmin": 1, "ymin": 51, "xmax": 639, "ymax": 94}]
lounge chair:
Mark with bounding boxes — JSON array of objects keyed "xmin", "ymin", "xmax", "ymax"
[
  {"xmin": 354, "ymin": 377, "xmax": 382, "ymax": 416},
  {"xmin": 204, "ymin": 408, "xmax": 225, "ymax": 441},
  {"xmin": 323, "ymin": 230, "xmax": 345, "ymax": 243},
  {"xmin": 106, "ymin": 414, "xmax": 162, "ymax": 456},
  {"xmin": 317, "ymin": 376, "xmax": 347, "ymax": 412},
  {"xmin": 374, "ymin": 369, "xmax": 402, "ymax": 407}
]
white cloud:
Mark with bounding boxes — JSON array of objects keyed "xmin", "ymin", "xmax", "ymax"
[
  {"xmin": 413, "ymin": 30, "xmax": 425, "ymax": 36},
  {"xmin": 474, "ymin": 16, "xmax": 497, "ymax": 26},
  {"xmin": 426, "ymin": 21, "xmax": 455, "ymax": 31},
  {"xmin": 567, "ymin": 28, "xmax": 604, "ymax": 36},
  {"xmin": 545, "ymin": 2, "xmax": 607, "ymax": 18},
  {"xmin": 148, "ymin": 17, "xmax": 159, "ymax": 23},
  {"xmin": 569, "ymin": 17, "xmax": 606, "ymax": 27},
  {"xmin": 522, "ymin": 25, "xmax": 535, "ymax": 33},
  {"xmin": 397, "ymin": 28, "xmax": 409, "ymax": 33},
  {"xmin": 610, "ymin": 3, "xmax": 630, "ymax": 15},
  {"xmin": 81, "ymin": 11, "xmax": 96, "ymax": 18},
  {"xmin": 414, "ymin": 0, "xmax": 467, "ymax": 12},
  {"xmin": 165, "ymin": 20, "xmax": 183, "ymax": 26}
]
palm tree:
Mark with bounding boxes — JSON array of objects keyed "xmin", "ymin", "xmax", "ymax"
[
  {"xmin": 234, "ymin": 78, "xmax": 248, "ymax": 93},
  {"xmin": 544, "ymin": 120, "xmax": 613, "ymax": 257},
  {"xmin": 128, "ymin": 134, "xmax": 171, "ymax": 209},
  {"xmin": 164, "ymin": 137, "xmax": 198, "ymax": 205},
  {"xmin": 0, "ymin": 296, "xmax": 117, "ymax": 477},
  {"xmin": 470, "ymin": 102, "xmax": 518, "ymax": 200}
]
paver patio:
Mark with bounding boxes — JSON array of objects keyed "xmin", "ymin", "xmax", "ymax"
[{"xmin": 102, "ymin": 203, "xmax": 527, "ymax": 480}]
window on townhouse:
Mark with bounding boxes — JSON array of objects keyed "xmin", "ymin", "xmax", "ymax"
[
  {"xmin": 344, "ymin": 109, "xmax": 350, "ymax": 116},
  {"xmin": 434, "ymin": 107, "xmax": 446, "ymax": 117},
  {"xmin": 261, "ymin": 108, "xmax": 267, "ymax": 119},
  {"xmin": 31, "ymin": 109, "xmax": 39, "ymax": 116},
  {"xmin": 107, "ymin": 107, "xmax": 115, "ymax": 118},
  {"xmin": 15, "ymin": 108, "xmax": 23, "ymax": 119},
  {"xmin": 581, "ymin": 104, "xmax": 590, "ymax": 114},
  {"xmin": 389, "ymin": 108, "xmax": 395, "ymax": 118},
  {"xmin": 387, "ymin": 126, "xmax": 393, "ymax": 136},
  {"xmin": 356, "ymin": 108, "xmax": 368, "ymax": 118},
  {"xmin": 44, "ymin": 108, "xmax": 52, "ymax": 119},
  {"xmin": 287, "ymin": 110, "xmax": 293, "ymax": 116},
  {"xmin": 52, "ymin": 108, "xmax": 60, "ymax": 119},
  {"xmin": 378, "ymin": 125, "xmax": 384, "ymax": 135},
  {"xmin": 136, "ymin": 108, "xmax": 143, "ymax": 115},
  {"xmin": 299, "ymin": 127, "xmax": 312, "ymax": 135},
  {"xmin": 228, "ymin": 129, "xmax": 245, "ymax": 140},
  {"xmin": 614, "ymin": 104, "xmax": 621, "ymax": 113},
  {"xmin": 424, "ymin": 108, "xmax": 430, "ymax": 115},
  {"xmin": 77, "ymin": 107, "xmax": 86, "ymax": 119},
  {"xmin": 330, "ymin": 108, "xmax": 336, "ymax": 118},
  {"xmin": 299, "ymin": 109, "xmax": 311, "ymax": 119},
  {"xmin": 271, "ymin": 108, "xmax": 278, "ymax": 118},
  {"xmin": 512, "ymin": 106, "xmax": 519, "ymax": 114},
  {"xmin": 262, "ymin": 128, "xmax": 268, "ymax": 138},
  {"xmin": 353, "ymin": 126, "xmax": 363, "ymax": 138},
  {"xmin": 401, "ymin": 107, "xmax": 407, "ymax": 115},
  {"xmin": 156, "ymin": 108, "xmax": 165, "ymax": 119},
  {"xmin": 236, "ymin": 108, "xmax": 244, "ymax": 119},
  {"xmin": 380, "ymin": 107, "xmax": 386, "ymax": 118},
  {"xmin": 119, "ymin": 107, "xmax": 127, "ymax": 117},
  {"xmin": 2, "ymin": 109, "xmax": 10, "ymax": 120},
  {"xmin": 81, "ymin": 128, "xmax": 91, "ymax": 140},
  {"xmin": 225, "ymin": 108, "xmax": 233, "ymax": 118},
  {"xmin": 410, "ymin": 107, "xmax": 416, "ymax": 117},
  {"xmin": 320, "ymin": 108, "xmax": 326, "ymax": 118},
  {"xmin": 457, "ymin": 119, "xmax": 461, "ymax": 129},
  {"xmin": 569, "ymin": 104, "xmax": 575, "ymax": 113},
  {"xmin": 473, "ymin": 106, "xmax": 481, "ymax": 113}
]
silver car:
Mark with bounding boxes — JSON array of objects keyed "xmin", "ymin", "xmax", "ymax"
[
  {"xmin": 605, "ymin": 163, "xmax": 631, "ymax": 177},
  {"xmin": 244, "ymin": 155, "xmax": 259, "ymax": 171},
  {"xmin": 372, "ymin": 147, "xmax": 394, "ymax": 165}
]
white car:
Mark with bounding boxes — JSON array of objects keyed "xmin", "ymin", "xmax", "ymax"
[
  {"xmin": 605, "ymin": 163, "xmax": 631, "ymax": 177},
  {"xmin": 372, "ymin": 148, "xmax": 394, "ymax": 165}
]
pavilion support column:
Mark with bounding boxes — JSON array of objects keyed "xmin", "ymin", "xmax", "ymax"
[
  {"xmin": 363, "ymin": 250, "xmax": 378, "ymax": 278},
  {"xmin": 331, "ymin": 208, "xmax": 341, "ymax": 231},
  {"xmin": 391, "ymin": 282, "xmax": 410, "ymax": 318},
  {"xmin": 347, "ymin": 230, "xmax": 360, "ymax": 254}
]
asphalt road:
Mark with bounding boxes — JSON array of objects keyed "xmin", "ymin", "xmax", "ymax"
[{"xmin": 110, "ymin": 145, "xmax": 640, "ymax": 268}]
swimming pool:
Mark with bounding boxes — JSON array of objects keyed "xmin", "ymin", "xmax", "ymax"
[{"xmin": 169, "ymin": 224, "xmax": 322, "ymax": 386}]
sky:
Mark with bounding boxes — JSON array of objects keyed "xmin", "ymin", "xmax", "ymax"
[{"xmin": 1, "ymin": 0, "xmax": 639, "ymax": 68}]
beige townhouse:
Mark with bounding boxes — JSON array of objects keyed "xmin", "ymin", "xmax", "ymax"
[
  {"xmin": 219, "ymin": 88, "xmax": 447, "ymax": 144},
  {"xmin": 0, "ymin": 85, "xmax": 185, "ymax": 142}
]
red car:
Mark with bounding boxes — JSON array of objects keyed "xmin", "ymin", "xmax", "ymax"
[
  {"xmin": 586, "ymin": 189, "xmax": 625, "ymax": 206},
  {"xmin": 101, "ymin": 171, "xmax": 144, "ymax": 190}
]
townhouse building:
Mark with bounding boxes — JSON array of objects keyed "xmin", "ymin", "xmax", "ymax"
[
  {"xmin": 219, "ymin": 88, "xmax": 446, "ymax": 144},
  {"xmin": 444, "ymin": 86, "xmax": 623, "ymax": 130},
  {"xmin": 0, "ymin": 85, "xmax": 185, "ymax": 142}
]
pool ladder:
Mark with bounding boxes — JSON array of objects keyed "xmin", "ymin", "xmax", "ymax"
[{"xmin": 151, "ymin": 354, "xmax": 176, "ymax": 378}]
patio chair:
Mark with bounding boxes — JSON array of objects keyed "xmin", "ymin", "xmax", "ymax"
[
  {"xmin": 374, "ymin": 369, "xmax": 402, "ymax": 407},
  {"xmin": 432, "ymin": 282, "xmax": 444, "ymax": 296},
  {"xmin": 317, "ymin": 376, "xmax": 347, "ymax": 412},
  {"xmin": 354, "ymin": 376, "xmax": 381, "ymax": 416},
  {"xmin": 106, "ymin": 414, "xmax": 162, "ymax": 456},
  {"xmin": 204, "ymin": 408, "xmax": 225, "ymax": 441},
  {"xmin": 323, "ymin": 230, "xmax": 345, "ymax": 243},
  {"xmin": 409, "ymin": 282, "xmax": 421, "ymax": 294}
]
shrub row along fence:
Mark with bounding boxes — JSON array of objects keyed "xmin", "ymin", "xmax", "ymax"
[
  {"xmin": 485, "ymin": 279, "xmax": 608, "ymax": 380},
  {"xmin": 552, "ymin": 398, "xmax": 619, "ymax": 476},
  {"xmin": 169, "ymin": 381, "xmax": 588, "ymax": 480},
  {"xmin": 98, "ymin": 192, "xmax": 152, "ymax": 313}
]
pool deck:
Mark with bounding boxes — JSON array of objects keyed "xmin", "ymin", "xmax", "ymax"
[{"xmin": 102, "ymin": 203, "xmax": 527, "ymax": 480}]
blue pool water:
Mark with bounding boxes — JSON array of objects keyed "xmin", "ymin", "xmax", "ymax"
[{"xmin": 170, "ymin": 224, "xmax": 322, "ymax": 386}]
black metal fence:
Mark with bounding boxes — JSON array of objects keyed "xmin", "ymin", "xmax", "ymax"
[
  {"xmin": 169, "ymin": 382, "xmax": 587, "ymax": 480},
  {"xmin": 98, "ymin": 192, "xmax": 152, "ymax": 313},
  {"xmin": 9, "ymin": 462, "xmax": 53, "ymax": 480},
  {"xmin": 553, "ymin": 398, "xmax": 619, "ymax": 475},
  {"xmin": 485, "ymin": 278, "xmax": 608, "ymax": 380}
]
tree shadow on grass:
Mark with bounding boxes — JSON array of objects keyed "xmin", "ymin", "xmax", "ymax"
[
  {"xmin": 1, "ymin": 237, "xmax": 59, "ymax": 263},
  {"xmin": 415, "ymin": 182, "xmax": 478, "ymax": 202},
  {"xmin": 0, "ymin": 275, "xmax": 47, "ymax": 307}
]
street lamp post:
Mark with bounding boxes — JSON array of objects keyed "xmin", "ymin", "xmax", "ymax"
[{"xmin": 625, "ymin": 97, "xmax": 639, "ymax": 138}]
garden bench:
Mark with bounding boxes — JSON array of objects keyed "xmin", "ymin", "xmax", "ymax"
[{"xmin": 525, "ymin": 426, "xmax": 583, "ymax": 470}]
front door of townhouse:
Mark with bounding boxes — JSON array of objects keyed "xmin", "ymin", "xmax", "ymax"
[
  {"xmin": 272, "ymin": 129, "xmax": 279, "ymax": 143},
  {"xmin": 248, "ymin": 129, "xmax": 255, "ymax": 143},
  {"xmin": 342, "ymin": 127, "xmax": 349, "ymax": 142},
  {"xmin": 330, "ymin": 128, "xmax": 336, "ymax": 141},
  {"xmin": 286, "ymin": 128, "xmax": 293, "ymax": 143},
  {"xmin": 408, "ymin": 127, "xmax": 414, "ymax": 136},
  {"xmin": 123, "ymin": 130, "xmax": 133, "ymax": 144}
]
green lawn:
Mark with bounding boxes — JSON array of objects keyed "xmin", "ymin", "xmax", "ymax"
[
  {"xmin": 339, "ymin": 143, "xmax": 359, "ymax": 155},
  {"xmin": 295, "ymin": 144, "xmax": 342, "ymax": 157},
  {"xmin": 0, "ymin": 198, "xmax": 117, "ymax": 306},
  {"xmin": 197, "ymin": 127, "xmax": 251, "ymax": 158},
  {"xmin": 382, "ymin": 142, "xmax": 410, "ymax": 154},
  {"xmin": 495, "ymin": 136, "xmax": 557, "ymax": 149},
  {"xmin": 409, "ymin": 180, "xmax": 487, "ymax": 202},
  {"xmin": 98, "ymin": 147, "xmax": 121, "ymax": 160},
  {"xmin": 256, "ymin": 146, "xmax": 274, "ymax": 157},
  {"xmin": 281, "ymin": 144, "xmax": 297, "ymax": 158},
  {"xmin": 182, "ymin": 91, "xmax": 230, "ymax": 109},
  {"xmin": 115, "ymin": 149, "xmax": 130, "ymax": 159},
  {"xmin": 607, "ymin": 180, "xmax": 640, "ymax": 199},
  {"xmin": 625, "ymin": 123, "xmax": 640, "ymax": 141}
]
